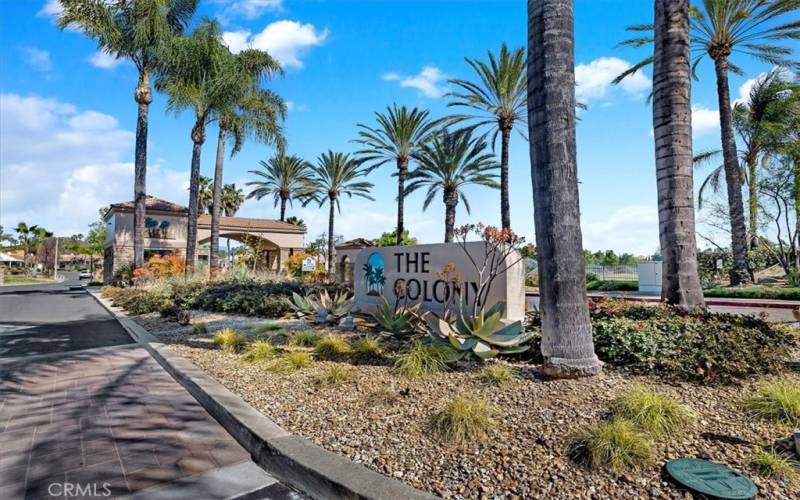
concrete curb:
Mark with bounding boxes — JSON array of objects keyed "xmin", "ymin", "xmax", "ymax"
[{"xmin": 89, "ymin": 290, "xmax": 436, "ymax": 500}]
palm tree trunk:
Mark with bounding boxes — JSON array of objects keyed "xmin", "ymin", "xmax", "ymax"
[
  {"xmin": 280, "ymin": 196, "xmax": 287, "ymax": 221},
  {"xmin": 794, "ymin": 157, "xmax": 800, "ymax": 268},
  {"xmin": 747, "ymin": 154, "xmax": 758, "ymax": 248},
  {"xmin": 397, "ymin": 158, "xmax": 408, "ymax": 245},
  {"xmin": 185, "ymin": 119, "xmax": 205, "ymax": 277},
  {"xmin": 500, "ymin": 125, "xmax": 512, "ymax": 230},
  {"xmin": 713, "ymin": 57, "xmax": 750, "ymax": 285},
  {"xmin": 210, "ymin": 126, "xmax": 225, "ymax": 277},
  {"xmin": 528, "ymin": 0, "xmax": 601, "ymax": 378},
  {"xmin": 443, "ymin": 189, "xmax": 457, "ymax": 243},
  {"xmin": 652, "ymin": 0, "xmax": 705, "ymax": 308},
  {"xmin": 226, "ymin": 238, "xmax": 231, "ymax": 267},
  {"xmin": 133, "ymin": 69, "xmax": 152, "ymax": 269},
  {"xmin": 327, "ymin": 196, "xmax": 336, "ymax": 280}
]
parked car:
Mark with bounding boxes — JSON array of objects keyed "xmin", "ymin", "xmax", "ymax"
[{"xmin": 79, "ymin": 270, "xmax": 92, "ymax": 279}]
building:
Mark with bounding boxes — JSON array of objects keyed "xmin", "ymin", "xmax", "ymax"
[
  {"xmin": 334, "ymin": 238, "xmax": 377, "ymax": 285},
  {"xmin": 103, "ymin": 197, "xmax": 305, "ymax": 282}
]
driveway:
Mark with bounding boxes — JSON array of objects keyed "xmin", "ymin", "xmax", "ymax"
[{"xmin": 0, "ymin": 273, "xmax": 301, "ymax": 499}]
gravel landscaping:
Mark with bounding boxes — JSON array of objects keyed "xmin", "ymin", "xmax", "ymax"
[{"xmin": 133, "ymin": 311, "xmax": 800, "ymax": 499}]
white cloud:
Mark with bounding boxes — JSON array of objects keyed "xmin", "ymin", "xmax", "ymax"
[
  {"xmin": 581, "ymin": 205, "xmax": 659, "ymax": 256},
  {"xmin": 213, "ymin": 0, "xmax": 283, "ymax": 19},
  {"xmin": 222, "ymin": 20, "xmax": 328, "ymax": 69},
  {"xmin": 37, "ymin": 0, "xmax": 61, "ymax": 18},
  {"xmin": 0, "ymin": 93, "xmax": 187, "ymax": 236},
  {"xmin": 575, "ymin": 57, "xmax": 650, "ymax": 102},
  {"xmin": 382, "ymin": 66, "xmax": 448, "ymax": 99},
  {"xmin": 88, "ymin": 50, "xmax": 124, "ymax": 69},
  {"xmin": 20, "ymin": 46, "xmax": 52, "ymax": 72},
  {"xmin": 691, "ymin": 104, "xmax": 720, "ymax": 137}
]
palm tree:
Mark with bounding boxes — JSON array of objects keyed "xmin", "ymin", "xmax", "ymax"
[
  {"xmin": 406, "ymin": 128, "xmax": 499, "ymax": 242},
  {"xmin": 155, "ymin": 18, "xmax": 236, "ymax": 275},
  {"xmin": 652, "ymin": 0, "xmax": 705, "ymax": 308},
  {"xmin": 14, "ymin": 222, "xmax": 38, "ymax": 268},
  {"xmin": 355, "ymin": 105, "xmax": 440, "ymax": 245},
  {"xmin": 528, "ymin": 0, "xmax": 601, "ymax": 378},
  {"xmin": 220, "ymin": 183, "xmax": 244, "ymax": 265},
  {"xmin": 447, "ymin": 43, "xmax": 526, "ymax": 231},
  {"xmin": 58, "ymin": 0, "xmax": 198, "ymax": 269},
  {"xmin": 302, "ymin": 151, "xmax": 375, "ymax": 278},
  {"xmin": 198, "ymin": 176, "xmax": 213, "ymax": 214},
  {"xmin": 285, "ymin": 216, "xmax": 306, "ymax": 227},
  {"xmin": 246, "ymin": 154, "xmax": 312, "ymax": 221},
  {"xmin": 209, "ymin": 50, "xmax": 286, "ymax": 276},
  {"xmin": 696, "ymin": 70, "xmax": 800, "ymax": 247},
  {"xmin": 615, "ymin": 0, "xmax": 799, "ymax": 285}
]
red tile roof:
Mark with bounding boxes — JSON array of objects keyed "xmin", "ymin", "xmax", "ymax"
[
  {"xmin": 109, "ymin": 197, "xmax": 188, "ymax": 213},
  {"xmin": 196, "ymin": 214, "xmax": 306, "ymax": 233}
]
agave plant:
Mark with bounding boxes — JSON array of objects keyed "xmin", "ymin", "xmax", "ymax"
[
  {"xmin": 427, "ymin": 301, "xmax": 532, "ymax": 361},
  {"xmin": 316, "ymin": 289, "xmax": 355, "ymax": 321},
  {"xmin": 289, "ymin": 292, "xmax": 317, "ymax": 318},
  {"xmin": 372, "ymin": 295, "xmax": 423, "ymax": 338}
]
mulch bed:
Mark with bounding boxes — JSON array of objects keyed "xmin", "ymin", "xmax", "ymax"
[{"xmin": 135, "ymin": 312, "xmax": 800, "ymax": 499}]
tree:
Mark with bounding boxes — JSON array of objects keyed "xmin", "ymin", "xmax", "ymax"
[
  {"xmin": 13, "ymin": 223, "xmax": 52, "ymax": 269},
  {"xmin": 58, "ymin": 0, "xmax": 198, "ymax": 269},
  {"xmin": 0, "ymin": 225, "xmax": 16, "ymax": 248},
  {"xmin": 447, "ymin": 43, "xmax": 527, "ymax": 231},
  {"xmin": 302, "ymin": 152, "xmax": 375, "ymax": 278},
  {"xmin": 246, "ymin": 154, "xmax": 311, "ymax": 221},
  {"xmin": 285, "ymin": 216, "xmax": 306, "ymax": 228},
  {"xmin": 615, "ymin": 0, "xmax": 799, "ymax": 285},
  {"xmin": 375, "ymin": 229, "xmax": 418, "ymax": 247},
  {"xmin": 696, "ymin": 71, "xmax": 800, "ymax": 247},
  {"xmin": 198, "ymin": 176, "xmax": 213, "ymax": 214},
  {"xmin": 84, "ymin": 207, "xmax": 108, "ymax": 273},
  {"xmin": 355, "ymin": 105, "xmax": 439, "ymax": 246},
  {"xmin": 221, "ymin": 183, "xmax": 244, "ymax": 263},
  {"xmin": 406, "ymin": 128, "xmax": 499, "ymax": 243},
  {"xmin": 651, "ymin": 0, "xmax": 705, "ymax": 307},
  {"xmin": 155, "ymin": 18, "xmax": 239, "ymax": 276},
  {"xmin": 528, "ymin": 0, "xmax": 601, "ymax": 378},
  {"xmin": 209, "ymin": 50, "xmax": 286, "ymax": 276}
]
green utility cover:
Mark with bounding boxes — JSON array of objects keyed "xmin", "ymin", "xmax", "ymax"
[{"xmin": 666, "ymin": 458, "xmax": 757, "ymax": 499}]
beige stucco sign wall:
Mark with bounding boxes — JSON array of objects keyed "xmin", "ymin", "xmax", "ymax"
[{"xmin": 353, "ymin": 242, "xmax": 525, "ymax": 321}]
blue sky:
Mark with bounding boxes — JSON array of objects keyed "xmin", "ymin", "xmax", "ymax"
[{"xmin": 0, "ymin": 0, "xmax": 790, "ymax": 254}]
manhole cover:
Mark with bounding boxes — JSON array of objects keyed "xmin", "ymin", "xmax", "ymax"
[{"xmin": 666, "ymin": 458, "xmax": 757, "ymax": 499}]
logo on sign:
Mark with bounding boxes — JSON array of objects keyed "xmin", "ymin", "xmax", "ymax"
[{"xmin": 362, "ymin": 252, "xmax": 385, "ymax": 296}]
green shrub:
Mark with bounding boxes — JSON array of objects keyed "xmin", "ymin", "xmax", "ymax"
[
  {"xmin": 611, "ymin": 385, "xmax": 695, "ymax": 437},
  {"xmin": 704, "ymin": 286, "xmax": 800, "ymax": 301},
  {"xmin": 242, "ymin": 340, "xmax": 277, "ymax": 363},
  {"xmin": 587, "ymin": 280, "xmax": 638, "ymax": 291},
  {"xmin": 249, "ymin": 322, "xmax": 281, "ymax": 334},
  {"xmin": 288, "ymin": 330, "xmax": 323, "ymax": 347},
  {"xmin": 586, "ymin": 300, "xmax": 797, "ymax": 382},
  {"xmin": 567, "ymin": 420, "xmax": 654, "ymax": 473},
  {"xmin": 431, "ymin": 396, "xmax": 494, "ymax": 444},
  {"xmin": 751, "ymin": 449, "xmax": 798, "ymax": 479},
  {"xmin": 314, "ymin": 336, "xmax": 350, "ymax": 360},
  {"xmin": 393, "ymin": 342, "xmax": 450, "ymax": 379},
  {"xmin": 315, "ymin": 364, "xmax": 355, "ymax": 387},
  {"xmin": 742, "ymin": 381, "xmax": 800, "ymax": 426},
  {"xmin": 191, "ymin": 322, "xmax": 208, "ymax": 335},
  {"xmin": 351, "ymin": 337, "xmax": 382, "ymax": 361},
  {"xmin": 478, "ymin": 364, "xmax": 515, "ymax": 385},
  {"xmin": 213, "ymin": 328, "xmax": 247, "ymax": 353}
]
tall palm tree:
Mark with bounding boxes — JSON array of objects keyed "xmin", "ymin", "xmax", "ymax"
[
  {"xmin": 696, "ymin": 70, "xmax": 800, "ymax": 247},
  {"xmin": 652, "ymin": 0, "xmax": 705, "ymax": 308},
  {"xmin": 406, "ymin": 128, "xmax": 499, "ymax": 243},
  {"xmin": 14, "ymin": 222, "xmax": 39, "ymax": 268},
  {"xmin": 209, "ymin": 51, "xmax": 286, "ymax": 276},
  {"xmin": 58, "ymin": 0, "xmax": 198, "ymax": 269},
  {"xmin": 303, "ymin": 152, "xmax": 375, "ymax": 278},
  {"xmin": 528, "ymin": 0, "xmax": 601, "ymax": 378},
  {"xmin": 447, "ymin": 43, "xmax": 527, "ymax": 231},
  {"xmin": 615, "ymin": 0, "xmax": 799, "ymax": 285},
  {"xmin": 198, "ymin": 176, "xmax": 213, "ymax": 214},
  {"xmin": 355, "ymin": 105, "xmax": 440, "ymax": 245},
  {"xmin": 246, "ymin": 154, "xmax": 312, "ymax": 221},
  {"xmin": 155, "ymin": 18, "xmax": 237, "ymax": 275}
]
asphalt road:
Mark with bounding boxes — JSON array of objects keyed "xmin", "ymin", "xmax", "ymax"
[{"xmin": 0, "ymin": 272, "xmax": 133, "ymax": 359}]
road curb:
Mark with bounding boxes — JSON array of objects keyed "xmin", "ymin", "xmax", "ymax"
[{"xmin": 89, "ymin": 290, "xmax": 436, "ymax": 500}]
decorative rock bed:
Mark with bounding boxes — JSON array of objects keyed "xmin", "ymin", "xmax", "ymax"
[{"xmin": 135, "ymin": 312, "xmax": 800, "ymax": 499}]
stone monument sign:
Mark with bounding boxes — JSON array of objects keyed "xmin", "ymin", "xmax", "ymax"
[{"xmin": 353, "ymin": 241, "xmax": 525, "ymax": 321}]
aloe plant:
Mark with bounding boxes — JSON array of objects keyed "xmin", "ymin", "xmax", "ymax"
[
  {"xmin": 289, "ymin": 292, "xmax": 317, "ymax": 317},
  {"xmin": 427, "ymin": 301, "xmax": 533, "ymax": 361},
  {"xmin": 291, "ymin": 290, "xmax": 354, "ymax": 323},
  {"xmin": 372, "ymin": 295, "xmax": 423, "ymax": 338}
]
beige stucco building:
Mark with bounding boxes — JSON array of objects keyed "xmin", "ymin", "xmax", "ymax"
[{"xmin": 103, "ymin": 197, "xmax": 305, "ymax": 282}]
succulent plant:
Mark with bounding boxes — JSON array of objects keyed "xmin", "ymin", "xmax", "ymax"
[
  {"xmin": 427, "ymin": 301, "xmax": 533, "ymax": 361},
  {"xmin": 372, "ymin": 295, "xmax": 423, "ymax": 338},
  {"xmin": 291, "ymin": 290, "xmax": 354, "ymax": 323},
  {"xmin": 289, "ymin": 292, "xmax": 317, "ymax": 317}
]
